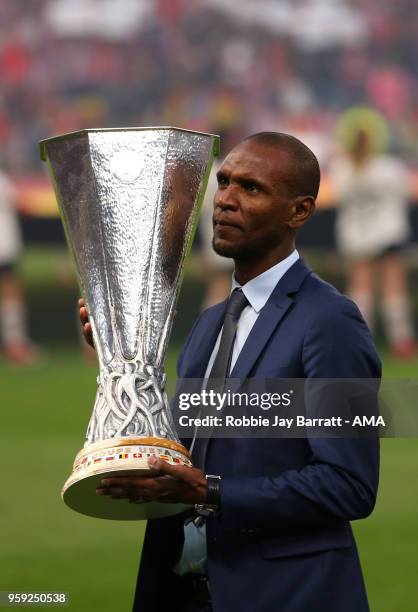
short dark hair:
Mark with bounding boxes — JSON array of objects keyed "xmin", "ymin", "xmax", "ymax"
[{"xmin": 244, "ymin": 131, "xmax": 321, "ymax": 199}]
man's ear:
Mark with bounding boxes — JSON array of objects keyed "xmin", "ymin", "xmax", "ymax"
[{"xmin": 287, "ymin": 196, "xmax": 316, "ymax": 229}]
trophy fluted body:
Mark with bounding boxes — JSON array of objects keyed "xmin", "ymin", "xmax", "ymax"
[{"xmin": 40, "ymin": 127, "xmax": 219, "ymax": 519}]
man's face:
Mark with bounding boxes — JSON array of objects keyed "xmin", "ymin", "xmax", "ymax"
[{"xmin": 212, "ymin": 140, "xmax": 296, "ymax": 261}]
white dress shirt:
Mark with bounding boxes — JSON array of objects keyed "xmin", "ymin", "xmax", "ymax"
[{"xmin": 204, "ymin": 249, "xmax": 300, "ymax": 377}]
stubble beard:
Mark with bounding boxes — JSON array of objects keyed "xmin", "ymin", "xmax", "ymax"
[
  {"xmin": 212, "ymin": 236, "xmax": 265, "ymax": 262},
  {"xmin": 212, "ymin": 237, "xmax": 236, "ymax": 259}
]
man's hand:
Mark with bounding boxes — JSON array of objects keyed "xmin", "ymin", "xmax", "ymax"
[
  {"xmin": 78, "ymin": 298, "xmax": 94, "ymax": 348},
  {"xmin": 96, "ymin": 455, "xmax": 208, "ymax": 505}
]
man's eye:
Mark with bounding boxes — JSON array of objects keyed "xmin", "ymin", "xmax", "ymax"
[
  {"xmin": 217, "ymin": 177, "xmax": 228, "ymax": 187},
  {"xmin": 245, "ymin": 182, "xmax": 259, "ymax": 193}
]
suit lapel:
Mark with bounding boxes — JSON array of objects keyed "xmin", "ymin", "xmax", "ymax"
[
  {"xmin": 230, "ymin": 296, "xmax": 293, "ymax": 379},
  {"xmin": 231, "ymin": 258, "xmax": 312, "ymax": 379}
]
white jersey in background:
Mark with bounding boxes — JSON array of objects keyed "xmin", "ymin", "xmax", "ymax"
[
  {"xmin": 330, "ymin": 155, "xmax": 411, "ymax": 258},
  {"xmin": 0, "ymin": 170, "xmax": 22, "ymax": 266}
]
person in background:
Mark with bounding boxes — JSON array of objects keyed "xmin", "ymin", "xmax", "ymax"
[
  {"xmin": 0, "ymin": 168, "xmax": 39, "ymax": 365},
  {"xmin": 330, "ymin": 107, "xmax": 417, "ymax": 359}
]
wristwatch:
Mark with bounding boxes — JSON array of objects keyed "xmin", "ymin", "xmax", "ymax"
[{"xmin": 195, "ymin": 474, "xmax": 222, "ymax": 516}]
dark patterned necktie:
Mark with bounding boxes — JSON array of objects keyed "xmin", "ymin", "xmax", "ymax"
[{"xmin": 192, "ymin": 289, "xmax": 249, "ymax": 469}]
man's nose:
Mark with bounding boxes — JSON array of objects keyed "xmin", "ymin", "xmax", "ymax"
[{"xmin": 214, "ymin": 185, "xmax": 239, "ymax": 209}]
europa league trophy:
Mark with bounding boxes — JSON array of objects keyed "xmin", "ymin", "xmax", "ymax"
[{"xmin": 40, "ymin": 127, "xmax": 219, "ymax": 520}]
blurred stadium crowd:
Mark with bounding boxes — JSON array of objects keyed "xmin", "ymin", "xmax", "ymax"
[
  {"xmin": 1, "ymin": 0, "xmax": 418, "ymax": 363},
  {"xmin": 1, "ymin": 0, "xmax": 418, "ymax": 172}
]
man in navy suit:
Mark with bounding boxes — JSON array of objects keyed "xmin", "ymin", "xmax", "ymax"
[{"xmin": 82, "ymin": 132, "xmax": 380, "ymax": 611}]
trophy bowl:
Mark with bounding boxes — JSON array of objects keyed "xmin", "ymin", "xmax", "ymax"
[{"xmin": 40, "ymin": 127, "xmax": 219, "ymax": 519}]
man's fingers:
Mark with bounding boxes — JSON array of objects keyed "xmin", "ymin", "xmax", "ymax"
[
  {"xmin": 97, "ymin": 486, "xmax": 126, "ymax": 498},
  {"xmin": 83, "ymin": 323, "xmax": 93, "ymax": 347},
  {"xmin": 100, "ymin": 477, "xmax": 153, "ymax": 488},
  {"xmin": 99, "ymin": 475, "xmax": 182, "ymax": 496},
  {"xmin": 96, "ymin": 485, "xmax": 151, "ymax": 501},
  {"xmin": 79, "ymin": 306, "xmax": 89, "ymax": 325},
  {"xmin": 97, "ymin": 469, "xmax": 206, "ymax": 504},
  {"xmin": 78, "ymin": 298, "xmax": 90, "ymax": 326},
  {"xmin": 78, "ymin": 298, "xmax": 94, "ymax": 347},
  {"xmin": 98, "ymin": 478, "xmax": 155, "ymax": 502},
  {"xmin": 147, "ymin": 457, "xmax": 202, "ymax": 484}
]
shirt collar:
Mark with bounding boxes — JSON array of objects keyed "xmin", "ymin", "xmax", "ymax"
[{"xmin": 231, "ymin": 249, "xmax": 299, "ymax": 313}]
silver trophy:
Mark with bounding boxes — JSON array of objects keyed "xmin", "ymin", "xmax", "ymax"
[{"xmin": 40, "ymin": 127, "xmax": 219, "ymax": 520}]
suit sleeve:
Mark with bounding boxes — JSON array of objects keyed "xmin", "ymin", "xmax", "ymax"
[{"xmin": 219, "ymin": 297, "xmax": 381, "ymax": 530}]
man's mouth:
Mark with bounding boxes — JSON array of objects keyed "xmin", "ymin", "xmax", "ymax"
[{"xmin": 214, "ymin": 219, "xmax": 241, "ymax": 229}]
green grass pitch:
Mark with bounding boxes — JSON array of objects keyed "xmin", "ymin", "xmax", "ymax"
[
  {"xmin": 1, "ymin": 347, "xmax": 417, "ymax": 611},
  {"xmin": 2, "ymin": 247, "xmax": 417, "ymax": 610}
]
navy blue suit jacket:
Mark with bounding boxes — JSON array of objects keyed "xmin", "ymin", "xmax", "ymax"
[{"xmin": 133, "ymin": 259, "xmax": 381, "ymax": 612}]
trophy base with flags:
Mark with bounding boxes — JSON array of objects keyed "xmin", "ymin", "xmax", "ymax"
[{"xmin": 62, "ymin": 437, "xmax": 192, "ymax": 520}]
